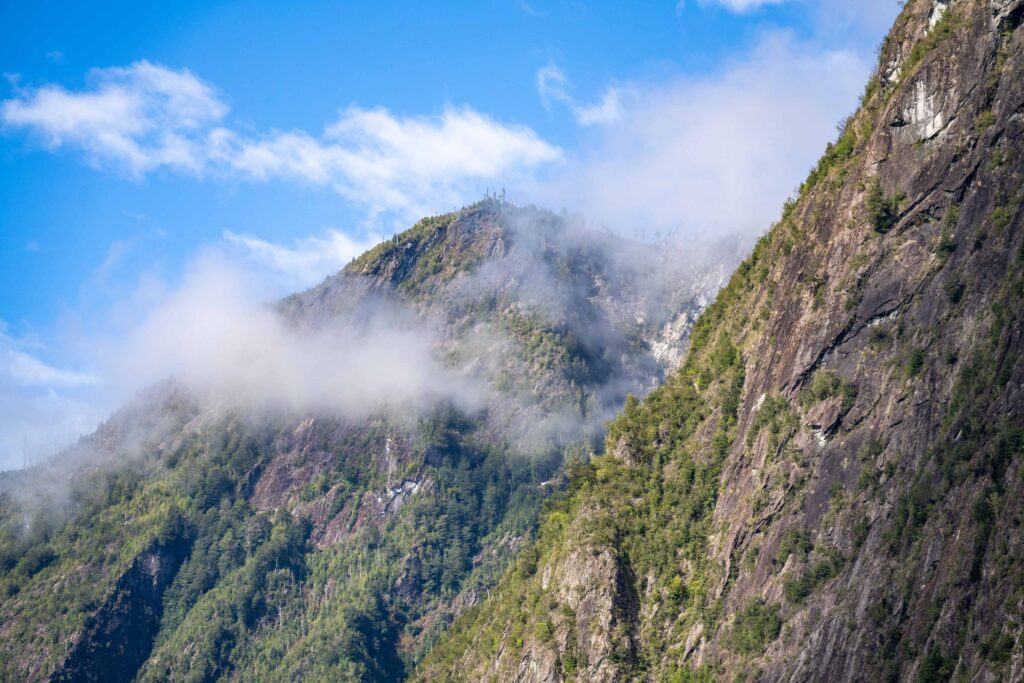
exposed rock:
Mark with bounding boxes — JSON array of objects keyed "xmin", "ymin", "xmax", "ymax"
[{"xmin": 414, "ymin": 1, "xmax": 1024, "ymax": 680}]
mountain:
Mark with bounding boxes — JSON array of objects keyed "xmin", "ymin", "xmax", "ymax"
[
  {"xmin": 0, "ymin": 200, "xmax": 733, "ymax": 681},
  {"xmin": 414, "ymin": 0, "xmax": 1024, "ymax": 680}
]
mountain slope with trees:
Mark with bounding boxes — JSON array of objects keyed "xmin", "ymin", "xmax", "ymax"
[
  {"xmin": 414, "ymin": 1, "xmax": 1024, "ymax": 680},
  {"xmin": 0, "ymin": 201, "xmax": 731, "ymax": 681}
]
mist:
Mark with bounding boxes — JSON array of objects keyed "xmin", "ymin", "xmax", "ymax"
[
  {"xmin": 0, "ymin": 248, "xmax": 492, "ymax": 473},
  {"xmin": 107, "ymin": 253, "xmax": 481, "ymax": 420},
  {"xmin": 534, "ymin": 32, "xmax": 872, "ymax": 240}
]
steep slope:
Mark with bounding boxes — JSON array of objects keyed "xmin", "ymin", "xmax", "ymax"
[
  {"xmin": 414, "ymin": 1, "xmax": 1024, "ymax": 680},
  {"xmin": 0, "ymin": 201, "xmax": 731, "ymax": 681}
]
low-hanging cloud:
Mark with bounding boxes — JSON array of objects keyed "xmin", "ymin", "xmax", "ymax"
[
  {"xmin": 223, "ymin": 228, "xmax": 383, "ymax": 290},
  {"xmin": 536, "ymin": 32, "xmax": 871, "ymax": 238},
  {"xmin": 1, "ymin": 61, "xmax": 561, "ymax": 225},
  {"xmin": 0, "ymin": 326, "xmax": 106, "ymax": 469},
  {"xmin": 0, "ymin": 249, "xmax": 488, "ymax": 472},
  {"xmin": 105, "ymin": 253, "xmax": 481, "ymax": 420}
]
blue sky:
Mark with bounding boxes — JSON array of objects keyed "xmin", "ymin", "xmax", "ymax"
[{"xmin": 0, "ymin": 0, "xmax": 899, "ymax": 468}]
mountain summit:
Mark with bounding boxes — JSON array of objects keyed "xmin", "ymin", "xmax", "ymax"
[{"xmin": 0, "ymin": 200, "xmax": 731, "ymax": 681}]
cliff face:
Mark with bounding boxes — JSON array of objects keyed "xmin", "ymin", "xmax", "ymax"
[
  {"xmin": 0, "ymin": 202, "xmax": 731, "ymax": 682},
  {"xmin": 415, "ymin": 1, "xmax": 1024, "ymax": 680}
]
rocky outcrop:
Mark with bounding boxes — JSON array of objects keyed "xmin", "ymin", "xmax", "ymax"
[
  {"xmin": 51, "ymin": 534, "xmax": 191, "ymax": 683},
  {"xmin": 414, "ymin": 1, "xmax": 1024, "ymax": 680}
]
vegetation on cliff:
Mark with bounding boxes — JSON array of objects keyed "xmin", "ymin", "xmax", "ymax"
[{"xmin": 415, "ymin": 1, "xmax": 1024, "ymax": 680}]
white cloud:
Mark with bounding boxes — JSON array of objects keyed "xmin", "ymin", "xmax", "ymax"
[
  {"xmin": 537, "ymin": 64, "xmax": 571, "ymax": 108},
  {"xmin": 0, "ymin": 327, "xmax": 98, "ymax": 388},
  {"xmin": 0, "ymin": 327, "xmax": 102, "ymax": 470},
  {"xmin": 537, "ymin": 32, "xmax": 871, "ymax": 238},
  {"xmin": 0, "ymin": 387, "xmax": 103, "ymax": 471},
  {"xmin": 105, "ymin": 254, "xmax": 479, "ymax": 419},
  {"xmin": 1, "ymin": 60, "xmax": 226, "ymax": 175},
  {"xmin": 222, "ymin": 105, "xmax": 560, "ymax": 221},
  {"xmin": 536, "ymin": 63, "xmax": 624, "ymax": 126},
  {"xmin": 0, "ymin": 247, "xmax": 484, "ymax": 471},
  {"xmin": 2, "ymin": 62, "xmax": 561, "ymax": 224},
  {"xmin": 574, "ymin": 88, "xmax": 624, "ymax": 126},
  {"xmin": 813, "ymin": 0, "xmax": 902, "ymax": 43},
  {"xmin": 224, "ymin": 229, "xmax": 383, "ymax": 288}
]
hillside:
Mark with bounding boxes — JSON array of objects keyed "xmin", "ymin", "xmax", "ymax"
[
  {"xmin": 0, "ymin": 201, "xmax": 731, "ymax": 681},
  {"xmin": 414, "ymin": 1, "xmax": 1024, "ymax": 680}
]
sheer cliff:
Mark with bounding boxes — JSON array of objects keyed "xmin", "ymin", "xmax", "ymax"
[{"xmin": 415, "ymin": 1, "xmax": 1024, "ymax": 680}]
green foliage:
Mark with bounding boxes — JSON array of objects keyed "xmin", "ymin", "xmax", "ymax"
[
  {"xmin": 934, "ymin": 218, "xmax": 957, "ymax": 260},
  {"xmin": 0, "ymin": 397, "xmax": 560, "ymax": 682},
  {"xmin": 746, "ymin": 395, "xmax": 796, "ymax": 449},
  {"xmin": 803, "ymin": 124, "xmax": 858, "ymax": 191},
  {"xmin": 801, "ymin": 370, "xmax": 858, "ymax": 413},
  {"xmin": 668, "ymin": 664, "xmax": 718, "ymax": 682},
  {"xmin": 419, "ymin": 284, "xmax": 751, "ymax": 677},
  {"xmin": 916, "ymin": 646, "xmax": 953, "ymax": 682},
  {"xmin": 783, "ymin": 547, "xmax": 844, "ymax": 604},
  {"xmin": 979, "ymin": 627, "xmax": 1015, "ymax": 663},
  {"xmin": 866, "ymin": 177, "xmax": 901, "ymax": 234},
  {"xmin": 943, "ymin": 277, "xmax": 965, "ymax": 304},
  {"xmin": 989, "ymin": 204, "xmax": 1014, "ymax": 232},
  {"xmin": 869, "ymin": 325, "xmax": 892, "ymax": 348},
  {"xmin": 852, "ymin": 516, "xmax": 871, "ymax": 549},
  {"xmin": 727, "ymin": 601, "xmax": 782, "ymax": 655},
  {"xmin": 973, "ymin": 110, "xmax": 997, "ymax": 136},
  {"xmin": 905, "ymin": 348, "xmax": 926, "ymax": 378},
  {"xmin": 774, "ymin": 529, "xmax": 812, "ymax": 566},
  {"xmin": 904, "ymin": 6, "xmax": 966, "ymax": 76}
]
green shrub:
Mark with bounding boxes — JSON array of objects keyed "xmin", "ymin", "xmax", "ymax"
[
  {"xmin": 746, "ymin": 395, "xmax": 796, "ymax": 448},
  {"xmin": 934, "ymin": 229, "xmax": 956, "ymax": 260},
  {"xmin": 802, "ymin": 370, "xmax": 858, "ymax": 413},
  {"xmin": 866, "ymin": 178, "xmax": 901, "ymax": 234},
  {"xmin": 775, "ymin": 529, "xmax": 812, "ymax": 565},
  {"xmin": 905, "ymin": 348, "xmax": 926, "ymax": 378},
  {"xmin": 917, "ymin": 646, "xmax": 953, "ymax": 682},
  {"xmin": 783, "ymin": 547, "xmax": 844, "ymax": 604},
  {"xmin": 943, "ymin": 278, "xmax": 965, "ymax": 304},
  {"xmin": 973, "ymin": 110, "xmax": 997, "ymax": 135},
  {"xmin": 728, "ymin": 601, "xmax": 782, "ymax": 655},
  {"xmin": 989, "ymin": 205, "xmax": 1014, "ymax": 232},
  {"xmin": 904, "ymin": 6, "xmax": 966, "ymax": 75}
]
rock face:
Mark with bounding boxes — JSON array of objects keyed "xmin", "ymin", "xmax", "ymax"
[
  {"xmin": 52, "ymin": 534, "xmax": 192, "ymax": 683},
  {"xmin": 0, "ymin": 202, "xmax": 732, "ymax": 682},
  {"xmin": 414, "ymin": 1, "xmax": 1024, "ymax": 680}
]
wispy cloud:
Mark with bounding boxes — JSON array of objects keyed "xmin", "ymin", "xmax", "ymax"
[
  {"xmin": 0, "ymin": 326, "xmax": 98, "ymax": 388},
  {"xmin": 224, "ymin": 228, "xmax": 382, "ymax": 288},
  {"xmin": 103, "ymin": 253, "xmax": 480, "ymax": 419},
  {"xmin": 537, "ymin": 63, "xmax": 624, "ymax": 126},
  {"xmin": 1, "ymin": 61, "xmax": 561, "ymax": 225},
  {"xmin": 538, "ymin": 32, "xmax": 870, "ymax": 238}
]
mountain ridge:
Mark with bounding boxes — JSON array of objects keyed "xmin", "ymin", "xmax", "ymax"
[{"xmin": 0, "ymin": 200, "xmax": 732, "ymax": 681}]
